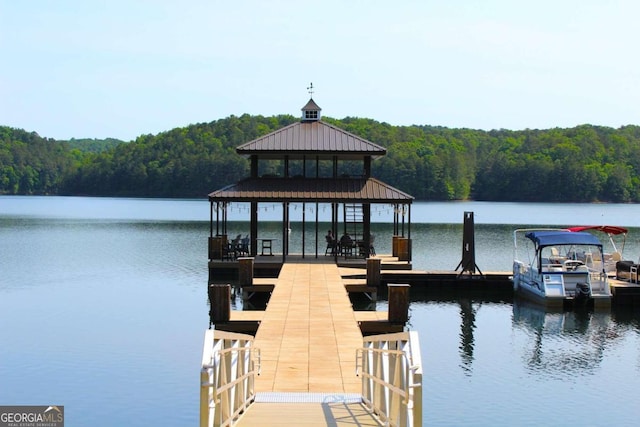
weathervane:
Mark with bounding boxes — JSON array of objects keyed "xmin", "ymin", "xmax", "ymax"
[{"xmin": 307, "ymin": 82, "xmax": 314, "ymax": 98}]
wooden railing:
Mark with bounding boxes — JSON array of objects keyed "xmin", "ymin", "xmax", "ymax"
[
  {"xmin": 357, "ymin": 331, "xmax": 423, "ymax": 427},
  {"xmin": 200, "ymin": 329, "xmax": 260, "ymax": 427}
]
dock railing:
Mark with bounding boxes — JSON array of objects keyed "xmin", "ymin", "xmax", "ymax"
[
  {"xmin": 200, "ymin": 329, "xmax": 260, "ymax": 427},
  {"xmin": 357, "ymin": 331, "xmax": 423, "ymax": 427}
]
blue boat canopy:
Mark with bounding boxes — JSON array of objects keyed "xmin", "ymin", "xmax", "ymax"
[{"xmin": 525, "ymin": 231, "xmax": 602, "ymax": 248}]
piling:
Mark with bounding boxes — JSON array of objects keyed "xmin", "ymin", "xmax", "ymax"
[
  {"xmin": 392, "ymin": 235, "xmax": 399, "ymax": 257},
  {"xmin": 388, "ymin": 283, "xmax": 410, "ymax": 324},
  {"xmin": 238, "ymin": 257, "xmax": 254, "ymax": 287},
  {"xmin": 208, "ymin": 235, "xmax": 226, "ymax": 260},
  {"xmin": 366, "ymin": 257, "xmax": 381, "ymax": 287},
  {"xmin": 397, "ymin": 237, "xmax": 411, "ymax": 261},
  {"xmin": 208, "ymin": 283, "xmax": 231, "ymax": 324}
]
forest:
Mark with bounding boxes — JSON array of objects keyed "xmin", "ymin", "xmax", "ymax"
[{"xmin": 1, "ymin": 116, "xmax": 640, "ymax": 202}]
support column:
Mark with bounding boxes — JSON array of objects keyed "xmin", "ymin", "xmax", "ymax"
[{"xmin": 250, "ymin": 202, "xmax": 258, "ymax": 257}]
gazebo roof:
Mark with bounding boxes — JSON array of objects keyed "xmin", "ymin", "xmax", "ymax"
[
  {"xmin": 236, "ymin": 120, "xmax": 386, "ymax": 160},
  {"xmin": 208, "ymin": 177, "xmax": 413, "ymax": 203}
]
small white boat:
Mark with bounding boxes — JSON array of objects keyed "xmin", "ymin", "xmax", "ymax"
[{"xmin": 513, "ymin": 229, "xmax": 611, "ymax": 308}]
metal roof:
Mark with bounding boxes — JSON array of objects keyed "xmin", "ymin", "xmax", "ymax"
[
  {"xmin": 301, "ymin": 98, "xmax": 322, "ymax": 112},
  {"xmin": 208, "ymin": 177, "xmax": 413, "ymax": 203},
  {"xmin": 236, "ymin": 121, "xmax": 386, "ymax": 159}
]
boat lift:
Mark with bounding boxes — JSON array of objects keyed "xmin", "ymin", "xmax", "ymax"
[{"xmin": 455, "ymin": 211, "xmax": 484, "ymax": 278}]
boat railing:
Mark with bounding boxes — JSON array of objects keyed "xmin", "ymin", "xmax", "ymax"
[
  {"xmin": 356, "ymin": 331, "xmax": 423, "ymax": 427},
  {"xmin": 200, "ymin": 329, "xmax": 260, "ymax": 427},
  {"xmin": 589, "ymin": 271, "xmax": 609, "ymax": 294}
]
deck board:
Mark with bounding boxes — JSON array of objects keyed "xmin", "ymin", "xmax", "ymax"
[
  {"xmin": 252, "ymin": 262, "xmax": 363, "ymax": 394},
  {"xmin": 235, "ymin": 401, "xmax": 383, "ymax": 426}
]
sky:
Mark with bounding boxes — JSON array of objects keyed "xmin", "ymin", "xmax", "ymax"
[{"xmin": 1, "ymin": 0, "xmax": 639, "ymax": 141}]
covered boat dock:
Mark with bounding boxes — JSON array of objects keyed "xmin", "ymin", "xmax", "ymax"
[{"xmin": 207, "ymin": 97, "xmax": 413, "ymax": 278}]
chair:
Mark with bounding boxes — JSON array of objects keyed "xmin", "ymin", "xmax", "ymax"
[
  {"xmin": 224, "ymin": 234, "xmax": 242, "ymax": 260},
  {"xmin": 239, "ymin": 235, "xmax": 250, "ymax": 256},
  {"xmin": 325, "ymin": 237, "xmax": 336, "ymax": 255},
  {"xmin": 340, "ymin": 238, "xmax": 354, "ymax": 257}
]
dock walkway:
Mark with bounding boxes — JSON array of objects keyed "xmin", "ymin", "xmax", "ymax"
[
  {"xmin": 249, "ymin": 262, "xmax": 363, "ymax": 393},
  {"xmin": 205, "ymin": 259, "xmax": 423, "ymax": 426},
  {"xmin": 227, "ymin": 261, "xmax": 383, "ymax": 426}
]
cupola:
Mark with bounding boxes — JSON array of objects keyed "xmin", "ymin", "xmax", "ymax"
[{"xmin": 301, "ymin": 82, "xmax": 321, "ymax": 122}]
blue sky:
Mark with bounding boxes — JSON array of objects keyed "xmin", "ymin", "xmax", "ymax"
[{"xmin": 1, "ymin": 1, "xmax": 638, "ymax": 141}]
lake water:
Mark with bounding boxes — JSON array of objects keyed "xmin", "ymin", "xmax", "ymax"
[{"xmin": 1, "ymin": 196, "xmax": 639, "ymax": 426}]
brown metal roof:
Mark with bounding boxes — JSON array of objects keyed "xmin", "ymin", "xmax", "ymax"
[
  {"xmin": 301, "ymin": 98, "xmax": 322, "ymax": 112},
  {"xmin": 208, "ymin": 177, "xmax": 413, "ymax": 203},
  {"xmin": 236, "ymin": 121, "xmax": 386, "ymax": 159}
]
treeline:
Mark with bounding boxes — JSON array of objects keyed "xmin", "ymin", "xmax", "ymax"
[
  {"xmin": 0, "ymin": 127, "xmax": 78, "ymax": 194},
  {"xmin": 2, "ymin": 116, "xmax": 640, "ymax": 202}
]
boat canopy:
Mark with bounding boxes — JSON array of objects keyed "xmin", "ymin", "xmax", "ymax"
[
  {"xmin": 525, "ymin": 231, "xmax": 602, "ymax": 248},
  {"xmin": 566, "ymin": 225, "xmax": 628, "ymax": 235}
]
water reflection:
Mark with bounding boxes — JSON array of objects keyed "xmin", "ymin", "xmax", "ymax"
[
  {"xmin": 458, "ymin": 299, "xmax": 477, "ymax": 373},
  {"xmin": 512, "ymin": 299, "xmax": 625, "ymax": 376},
  {"xmin": 408, "ymin": 287, "xmax": 511, "ymax": 374}
]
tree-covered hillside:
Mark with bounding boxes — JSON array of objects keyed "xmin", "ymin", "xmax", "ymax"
[
  {"xmin": 62, "ymin": 137, "xmax": 126, "ymax": 153},
  {"xmin": 0, "ymin": 127, "xmax": 78, "ymax": 194},
  {"xmin": 2, "ymin": 117, "xmax": 640, "ymax": 202}
]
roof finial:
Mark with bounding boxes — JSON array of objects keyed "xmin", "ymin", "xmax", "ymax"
[{"xmin": 307, "ymin": 82, "xmax": 314, "ymax": 99}]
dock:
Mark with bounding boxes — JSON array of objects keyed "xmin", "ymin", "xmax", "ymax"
[
  {"xmin": 201, "ymin": 255, "xmax": 640, "ymax": 426},
  {"xmin": 248, "ymin": 262, "xmax": 362, "ymax": 393},
  {"xmin": 201, "ymin": 258, "xmax": 423, "ymax": 426}
]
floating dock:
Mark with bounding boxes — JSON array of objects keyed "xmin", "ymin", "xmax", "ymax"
[
  {"xmin": 202, "ymin": 252, "xmax": 640, "ymax": 425},
  {"xmin": 209, "ymin": 253, "xmax": 640, "ymax": 306}
]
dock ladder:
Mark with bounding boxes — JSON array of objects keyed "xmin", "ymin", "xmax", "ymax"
[{"xmin": 343, "ymin": 203, "xmax": 364, "ymax": 241}]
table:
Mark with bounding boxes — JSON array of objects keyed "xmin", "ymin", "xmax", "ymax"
[{"xmin": 258, "ymin": 239, "xmax": 273, "ymax": 256}]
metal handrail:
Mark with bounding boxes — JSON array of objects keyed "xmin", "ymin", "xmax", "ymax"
[
  {"xmin": 200, "ymin": 330, "xmax": 260, "ymax": 427},
  {"xmin": 357, "ymin": 332, "xmax": 423, "ymax": 427}
]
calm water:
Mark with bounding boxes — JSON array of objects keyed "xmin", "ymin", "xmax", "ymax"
[{"xmin": 1, "ymin": 196, "xmax": 639, "ymax": 426}]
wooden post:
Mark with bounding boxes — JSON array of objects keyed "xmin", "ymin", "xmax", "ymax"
[
  {"xmin": 209, "ymin": 236, "xmax": 223, "ymax": 260},
  {"xmin": 367, "ymin": 257, "xmax": 381, "ymax": 288},
  {"xmin": 388, "ymin": 283, "xmax": 410, "ymax": 324},
  {"xmin": 397, "ymin": 237, "xmax": 411, "ymax": 261},
  {"xmin": 392, "ymin": 235, "xmax": 399, "ymax": 257},
  {"xmin": 238, "ymin": 257, "xmax": 254, "ymax": 287},
  {"xmin": 208, "ymin": 284, "xmax": 231, "ymax": 323}
]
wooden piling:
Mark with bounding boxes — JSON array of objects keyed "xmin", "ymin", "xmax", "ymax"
[
  {"xmin": 208, "ymin": 283, "xmax": 231, "ymax": 323},
  {"xmin": 396, "ymin": 237, "xmax": 411, "ymax": 261},
  {"xmin": 238, "ymin": 257, "xmax": 254, "ymax": 287},
  {"xmin": 366, "ymin": 257, "xmax": 381, "ymax": 288},
  {"xmin": 208, "ymin": 235, "xmax": 226, "ymax": 260},
  {"xmin": 388, "ymin": 283, "xmax": 410, "ymax": 324}
]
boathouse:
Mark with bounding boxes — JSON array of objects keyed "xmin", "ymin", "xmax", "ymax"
[{"xmin": 207, "ymin": 95, "xmax": 414, "ymax": 275}]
